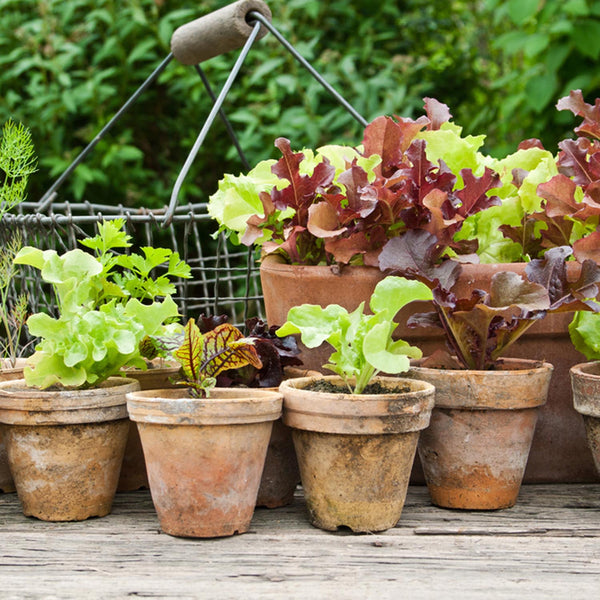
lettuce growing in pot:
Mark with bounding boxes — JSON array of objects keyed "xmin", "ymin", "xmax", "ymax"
[
  {"xmin": 276, "ymin": 276, "xmax": 433, "ymax": 394},
  {"xmin": 207, "ymin": 98, "xmax": 504, "ymax": 267},
  {"xmin": 380, "ymin": 231, "xmax": 600, "ymax": 370},
  {"xmin": 13, "ymin": 220, "xmax": 190, "ymax": 389},
  {"xmin": 14, "ymin": 247, "xmax": 181, "ymax": 389}
]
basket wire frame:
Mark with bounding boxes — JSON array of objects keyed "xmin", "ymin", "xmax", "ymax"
[{"xmin": 0, "ymin": 9, "xmax": 366, "ymax": 353}]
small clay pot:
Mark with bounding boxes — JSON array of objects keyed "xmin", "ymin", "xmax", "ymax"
[
  {"xmin": 255, "ymin": 367, "xmax": 321, "ymax": 509},
  {"xmin": 406, "ymin": 359, "xmax": 553, "ymax": 510},
  {"xmin": 0, "ymin": 377, "xmax": 138, "ymax": 521},
  {"xmin": 280, "ymin": 375, "xmax": 435, "ymax": 533},
  {"xmin": 126, "ymin": 387, "xmax": 282, "ymax": 538},
  {"xmin": 117, "ymin": 363, "xmax": 180, "ymax": 491},
  {"xmin": 570, "ymin": 361, "xmax": 600, "ymax": 476}
]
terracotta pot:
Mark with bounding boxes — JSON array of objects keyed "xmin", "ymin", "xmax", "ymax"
[
  {"xmin": 117, "ymin": 363, "xmax": 180, "ymax": 491},
  {"xmin": 406, "ymin": 359, "xmax": 553, "ymax": 510},
  {"xmin": 0, "ymin": 359, "xmax": 26, "ymax": 493},
  {"xmin": 280, "ymin": 375, "xmax": 434, "ymax": 533},
  {"xmin": 256, "ymin": 367, "xmax": 321, "ymax": 509},
  {"xmin": 126, "ymin": 387, "xmax": 282, "ymax": 538},
  {"xmin": 0, "ymin": 377, "xmax": 138, "ymax": 521},
  {"xmin": 260, "ymin": 254, "xmax": 597, "ymax": 483},
  {"xmin": 570, "ymin": 361, "xmax": 600, "ymax": 476}
]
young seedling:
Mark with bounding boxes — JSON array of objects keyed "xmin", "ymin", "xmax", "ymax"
[{"xmin": 276, "ymin": 276, "xmax": 433, "ymax": 394}]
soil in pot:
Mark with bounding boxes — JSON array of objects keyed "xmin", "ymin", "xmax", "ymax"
[
  {"xmin": 0, "ymin": 377, "xmax": 138, "ymax": 521},
  {"xmin": 280, "ymin": 375, "xmax": 434, "ymax": 533},
  {"xmin": 406, "ymin": 359, "xmax": 553, "ymax": 510}
]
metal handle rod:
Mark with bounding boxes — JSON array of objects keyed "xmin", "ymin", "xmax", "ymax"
[
  {"xmin": 163, "ymin": 20, "xmax": 262, "ymax": 226},
  {"xmin": 247, "ymin": 11, "xmax": 368, "ymax": 128},
  {"xmin": 36, "ymin": 53, "xmax": 175, "ymax": 211},
  {"xmin": 194, "ymin": 65, "xmax": 251, "ymax": 171}
]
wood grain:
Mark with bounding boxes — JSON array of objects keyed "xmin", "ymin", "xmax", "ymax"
[{"xmin": 1, "ymin": 485, "xmax": 599, "ymax": 599}]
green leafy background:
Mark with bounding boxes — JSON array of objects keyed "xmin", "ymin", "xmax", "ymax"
[{"xmin": 1, "ymin": 0, "xmax": 599, "ymax": 210}]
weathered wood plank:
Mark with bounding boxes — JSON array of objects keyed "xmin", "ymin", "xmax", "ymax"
[{"xmin": 1, "ymin": 485, "xmax": 599, "ymax": 599}]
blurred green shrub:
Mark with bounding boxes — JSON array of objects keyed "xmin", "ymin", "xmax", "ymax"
[{"xmin": 1, "ymin": 0, "xmax": 599, "ymax": 209}]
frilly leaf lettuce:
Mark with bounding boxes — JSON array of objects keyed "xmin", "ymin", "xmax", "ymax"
[
  {"xmin": 456, "ymin": 147, "xmax": 559, "ymax": 263},
  {"xmin": 23, "ymin": 297, "xmax": 179, "ymax": 389},
  {"xmin": 417, "ymin": 121, "xmax": 491, "ymax": 181},
  {"xmin": 276, "ymin": 276, "xmax": 432, "ymax": 393},
  {"xmin": 207, "ymin": 144, "xmax": 371, "ymax": 247},
  {"xmin": 14, "ymin": 233, "xmax": 184, "ymax": 389}
]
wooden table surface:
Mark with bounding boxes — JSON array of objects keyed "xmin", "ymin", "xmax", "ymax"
[{"xmin": 1, "ymin": 484, "xmax": 599, "ymax": 599}]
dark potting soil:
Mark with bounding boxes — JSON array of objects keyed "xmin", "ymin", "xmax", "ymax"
[{"xmin": 303, "ymin": 380, "xmax": 412, "ymax": 395}]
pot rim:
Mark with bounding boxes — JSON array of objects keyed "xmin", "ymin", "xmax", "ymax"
[
  {"xmin": 570, "ymin": 361, "xmax": 600, "ymax": 379},
  {"xmin": 0, "ymin": 377, "xmax": 137, "ymax": 424},
  {"xmin": 406, "ymin": 358, "xmax": 553, "ymax": 410},
  {"xmin": 410, "ymin": 356, "xmax": 554, "ymax": 375},
  {"xmin": 279, "ymin": 375, "xmax": 435, "ymax": 434},
  {"xmin": 0, "ymin": 376, "xmax": 139, "ymax": 407},
  {"xmin": 126, "ymin": 387, "xmax": 283, "ymax": 426}
]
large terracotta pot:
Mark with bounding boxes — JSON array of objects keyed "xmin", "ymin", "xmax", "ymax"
[
  {"xmin": 117, "ymin": 363, "xmax": 181, "ymax": 491},
  {"xmin": 406, "ymin": 359, "xmax": 553, "ymax": 510},
  {"xmin": 280, "ymin": 375, "xmax": 434, "ymax": 533},
  {"xmin": 0, "ymin": 359, "xmax": 26, "ymax": 493},
  {"xmin": 570, "ymin": 361, "xmax": 600, "ymax": 476},
  {"xmin": 0, "ymin": 377, "xmax": 138, "ymax": 521},
  {"xmin": 260, "ymin": 255, "xmax": 597, "ymax": 483},
  {"xmin": 126, "ymin": 387, "xmax": 282, "ymax": 538}
]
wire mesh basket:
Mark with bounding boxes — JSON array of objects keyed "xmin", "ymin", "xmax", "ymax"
[{"xmin": 0, "ymin": 0, "xmax": 366, "ymax": 349}]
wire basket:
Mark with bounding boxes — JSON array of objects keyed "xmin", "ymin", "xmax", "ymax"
[{"xmin": 0, "ymin": 0, "xmax": 366, "ymax": 350}]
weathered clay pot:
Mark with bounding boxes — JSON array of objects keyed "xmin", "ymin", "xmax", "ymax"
[
  {"xmin": 117, "ymin": 363, "xmax": 180, "ymax": 491},
  {"xmin": 0, "ymin": 377, "xmax": 138, "ymax": 521},
  {"xmin": 570, "ymin": 362, "xmax": 600, "ymax": 476},
  {"xmin": 126, "ymin": 387, "xmax": 282, "ymax": 538},
  {"xmin": 260, "ymin": 254, "xmax": 597, "ymax": 483},
  {"xmin": 255, "ymin": 419, "xmax": 299, "ymax": 508},
  {"xmin": 0, "ymin": 359, "xmax": 26, "ymax": 493},
  {"xmin": 406, "ymin": 359, "xmax": 553, "ymax": 510},
  {"xmin": 256, "ymin": 367, "xmax": 321, "ymax": 509},
  {"xmin": 280, "ymin": 375, "xmax": 434, "ymax": 533}
]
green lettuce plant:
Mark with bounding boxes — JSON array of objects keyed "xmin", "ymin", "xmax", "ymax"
[
  {"xmin": 569, "ymin": 312, "xmax": 600, "ymax": 361},
  {"xmin": 276, "ymin": 276, "xmax": 433, "ymax": 393},
  {"xmin": 13, "ymin": 220, "xmax": 191, "ymax": 389},
  {"xmin": 13, "ymin": 246, "xmax": 181, "ymax": 389}
]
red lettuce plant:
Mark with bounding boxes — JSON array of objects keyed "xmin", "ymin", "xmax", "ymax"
[
  {"xmin": 380, "ymin": 232, "xmax": 600, "ymax": 370},
  {"xmin": 497, "ymin": 90, "xmax": 600, "ymax": 262},
  {"xmin": 212, "ymin": 98, "xmax": 501, "ymax": 267}
]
